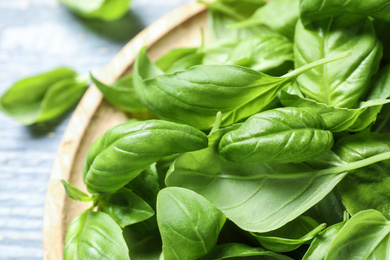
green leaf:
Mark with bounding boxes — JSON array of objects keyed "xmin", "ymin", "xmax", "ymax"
[
  {"xmin": 335, "ymin": 133, "xmax": 390, "ymax": 219},
  {"xmin": 64, "ymin": 210, "xmax": 130, "ymax": 260},
  {"xmin": 325, "ymin": 210, "xmax": 390, "ymax": 259},
  {"xmin": 198, "ymin": 243, "xmax": 293, "ymax": 260},
  {"xmin": 123, "ymin": 217, "xmax": 162, "ymax": 260},
  {"xmin": 166, "ymin": 126, "xmax": 348, "ymax": 232},
  {"xmin": 219, "ymin": 107, "xmax": 334, "ymax": 163},
  {"xmin": 134, "ymin": 46, "xmax": 350, "ymax": 130},
  {"xmin": 83, "ymin": 119, "xmax": 208, "ymax": 194},
  {"xmin": 155, "ymin": 47, "xmax": 200, "ymax": 73},
  {"xmin": 61, "ymin": 179, "xmax": 93, "ymax": 202},
  {"xmin": 232, "ymin": 0, "xmax": 300, "ymax": 40},
  {"xmin": 302, "ymin": 220, "xmax": 347, "ymax": 260},
  {"xmin": 280, "ymin": 91, "xmax": 390, "ymax": 132},
  {"xmin": 294, "ymin": 15, "xmax": 382, "ymax": 108},
  {"xmin": 91, "ymin": 74, "xmax": 146, "ymax": 113},
  {"xmin": 0, "ymin": 67, "xmax": 86, "ymax": 125},
  {"xmin": 300, "ymin": 0, "xmax": 390, "ymax": 26},
  {"xmin": 249, "ymin": 216, "xmax": 326, "ymax": 252},
  {"xmin": 58, "ymin": 0, "xmax": 132, "ymax": 21},
  {"xmin": 99, "ymin": 187, "xmax": 155, "ymax": 228},
  {"xmin": 157, "ymin": 187, "xmax": 226, "ymax": 260},
  {"xmin": 366, "ymin": 63, "xmax": 390, "ymax": 100},
  {"xmin": 374, "ymin": 19, "xmax": 390, "ymax": 62}
]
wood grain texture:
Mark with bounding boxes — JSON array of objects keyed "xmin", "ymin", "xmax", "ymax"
[{"xmin": 42, "ymin": 2, "xmax": 207, "ymax": 259}]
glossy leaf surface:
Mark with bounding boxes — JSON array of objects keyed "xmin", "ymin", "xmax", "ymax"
[
  {"xmin": 294, "ymin": 15, "xmax": 382, "ymax": 108},
  {"xmin": 219, "ymin": 108, "xmax": 333, "ymax": 163},
  {"xmin": 64, "ymin": 210, "xmax": 129, "ymax": 260},
  {"xmin": 157, "ymin": 187, "xmax": 226, "ymax": 260},
  {"xmin": 99, "ymin": 187, "xmax": 154, "ymax": 228},
  {"xmin": 83, "ymin": 119, "xmax": 208, "ymax": 194}
]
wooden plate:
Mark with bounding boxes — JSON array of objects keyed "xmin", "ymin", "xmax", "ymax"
[{"xmin": 42, "ymin": 2, "xmax": 207, "ymax": 259}]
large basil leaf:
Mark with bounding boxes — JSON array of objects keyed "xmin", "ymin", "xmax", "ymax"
[
  {"xmin": 300, "ymin": 0, "xmax": 390, "ymax": 26},
  {"xmin": 302, "ymin": 220, "xmax": 347, "ymax": 260},
  {"xmin": 83, "ymin": 119, "xmax": 208, "ymax": 194},
  {"xmin": 335, "ymin": 133, "xmax": 390, "ymax": 219},
  {"xmin": 91, "ymin": 74, "xmax": 146, "ymax": 113},
  {"xmin": 325, "ymin": 210, "xmax": 390, "ymax": 259},
  {"xmin": 157, "ymin": 187, "xmax": 226, "ymax": 260},
  {"xmin": 98, "ymin": 187, "xmax": 154, "ymax": 228},
  {"xmin": 134, "ymin": 46, "xmax": 350, "ymax": 130},
  {"xmin": 219, "ymin": 108, "xmax": 333, "ymax": 163},
  {"xmin": 294, "ymin": 15, "xmax": 382, "ymax": 108},
  {"xmin": 199, "ymin": 243, "xmax": 293, "ymax": 260},
  {"xmin": 249, "ymin": 216, "xmax": 325, "ymax": 252},
  {"xmin": 123, "ymin": 217, "xmax": 162, "ymax": 260},
  {"xmin": 59, "ymin": 0, "xmax": 131, "ymax": 21},
  {"xmin": 64, "ymin": 210, "xmax": 129, "ymax": 260},
  {"xmin": 280, "ymin": 91, "xmax": 390, "ymax": 132},
  {"xmin": 232, "ymin": 0, "xmax": 300, "ymax": 40},
  {"xmin": 166, "ymin": 126, "xmax": 348, "ymax": 232},
  {"xmin": 0, "ymin": 67, "xmax": 87, "ymax": 125}
]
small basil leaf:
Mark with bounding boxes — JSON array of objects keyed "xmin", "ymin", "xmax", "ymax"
[
  {"xmin": 134, "ymin": 46, "xmax": 350, "ymax": 130},
  {"xmin": 91, "ymin": 74, "xmax": 146, "ymax": 113},
  {"xmin": 166, "ymin": 126, "xmax": 347, "ymax": 233},
  {"xmin": 325, "ymin": 210, "xmax": 390, "ymax": 259},
  {"xmin": 0, "ymin": 67, "xmax": 86, "ymax": 125},
  {"xmin": 199, "ymin": 243, "xmax": 293, "ymax": 260},
  {"xmin": 99, "ymin": 187, "xmax": 154, "ymax": 228},
  {"xmin": 61, "ymin": 179, "xmax": 93, "ymax": 202},
  {"xmin": 335, "ymin": 133, "xmax": 390, "ymax": 219},
  {"xmin": 249, "ymin": 216, "xmax": 325, "ymax": 252},
  {"xmin": 232, "ymin": 0, "xmax": 300, "ymax": 40},
  {"xmin": 294, "ymin": 15, "xmax": 382, "ymax": 108},
  {"xmin": 64, "ymin": 210, "xmax": 130, "ymax": 260},
  {"xmin": 155, "ymin": 47, "xmax": 199, "ymax": 72},
  {"xmin": 300, "ymin": 0, "xmax": 390, "ymax": 26},
  {"xmin": 366, "ymin": 63, "xmax": 390, "ymax": 100},
  {"xmin": 59, "ymin": 0, "xmax": 131, "ymax": 21},
  {"xmin": 302, "ymin": 220, "xmax": 347, "ymax": 260},
  {"xmin": 219, "ymin": 107, "xmax": 333, "ymax": 163},
  {"xmin": 83, "ymin": 119, "xmax": 208, "ymax": 194},
  {"xmin": 280, "ymin": 91, "xmax": 390, "ymax": 132},
  {"xmin": 157, "ymin": 187, "xmax": 226, "ymax": 260}
]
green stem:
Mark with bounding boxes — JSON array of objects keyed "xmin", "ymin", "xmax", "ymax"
[
  {"xmin": 209, "ymin": 111, "xmax": 222, "ymax": 135},
  {"xmin": 283, "ymin": 51, "xmax": 352, "ymax": 79}
]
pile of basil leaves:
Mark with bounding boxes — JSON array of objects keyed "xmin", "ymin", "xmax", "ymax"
[{"xmin": 5, "ymin": 0, "xmax": 390, "ymax": 259}]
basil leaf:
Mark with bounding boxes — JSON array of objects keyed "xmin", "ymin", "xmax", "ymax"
[
  {"xmin": 232, "ymin": 0, "xmax": 300, "ymax": 40},
  {"xmin": 123, "ymin": 217, "xmax": 162, "ymax": 260},
  {"xmin": 99, "ymin": 187, "xmax": 154, "ymax": 228},
  {"xmin": 134, "ymin": 46, "xmax": 350, "ymax": 130},
  {"xmin": 199, "ymin": 243, "xmax": 293, "ymax": 260},
  {"xmin": 64, "ymin": 210, "xmax": 130, "ymax": 260},
  {"xmin": 166, "ymin": 126, "xmax": 347, "ymax": 232},
  {"xmin": 61, "ymin": 179, "xmax": 93, "ymax": 202},
  {"xmin": 249, "ymin": 216, "xmax": 325, "ymax": 252},
  {"xmin": 335, "ymin": 133, "xmax": 390, "ymax": 218},
  {"xmin": 155, "ymin": 47, "xmax": 199, "ymax": 73},
  {"xmin": 300, "ymin": 0, "xmax": 390, "ymax": 26},
  {"xmin": 280, "ymin": 91, "xmax": 390, "ymax": 132},
  {"xmin": 366, "ymin": 63, "xmax": 390, "ymax": 100},
  {"xmin": 302, "ymin": 220, "xmax": 347, "ymax": 260},
  {"xmin": 219, "ymin": 108, "xmax": 334, "ymax": 163},
  {"xmin": 59, "ymin": 0, "xmax": 131, "ymax": 21},
  {"xmin": 374, "ymin": 19, "xmax": 390, "ymax": 62},
  {"xmin": 0, "ymin": 67, "xmax": 86, "ymax": 125},
  {"xmin": 91, "ymin": 74, "xmax": 146, "ymax": 113},
  {"xmin": 157, "ymin": 187, "xmax": 226, "ymax": 260},
  {"xmin": 83, "ymin": 119, "xmax": 208, "ymax": 194},
  {"xmin": 294, "ymin": 15, "xmax": 382, "ymax": 108},
  {"xmin": 325, "ymin": 210, "xmax": 390, "ymax": 259}
]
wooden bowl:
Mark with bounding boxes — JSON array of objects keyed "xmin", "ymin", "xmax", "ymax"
[{"xmin": 42, "ymin": 2, "xmax": 207, "ymax": 259}]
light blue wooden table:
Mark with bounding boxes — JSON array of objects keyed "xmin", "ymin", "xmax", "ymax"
[{"xmin": 0, "ymin": 0, "xmax": 192, "ymax": 258}]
